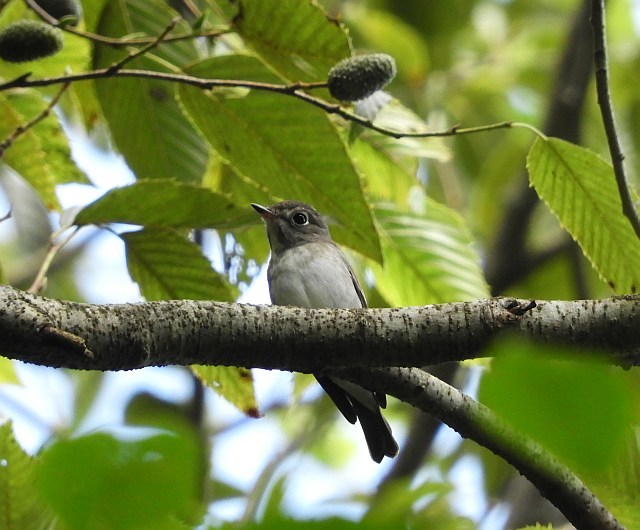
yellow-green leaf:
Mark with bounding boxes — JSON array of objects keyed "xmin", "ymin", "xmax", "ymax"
[
  {"xmin": 372, "ymin": 202, "xmax": 490, "ymax": 305},
  {"xmin": 190, "ymin": 365, "xmax": 259, "ymax": 417},
  {"xmin": 122, "ymin": 227, "xmax": 236, "ymax": 301},
  {"xmin": 92, "ymin": 0, "xmax": 208, "ymax": 182},
  {"xmin": 527, "ymin": 137, "xmax": 640, "ymax": 293},
  {"xmin": 75, "ymin": 180, "xmax": 253, "ymax": 229},
  {"xmin": 0, "ymin": 422, "xmax": 53, "ymax": 530},
  {"xmin": 234, "ymin": 0, "xmax": 351, "ymax": 82}
]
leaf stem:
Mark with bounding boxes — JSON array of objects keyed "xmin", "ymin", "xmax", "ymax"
[{"xmin": 28, "ymin": 226, "xmax": 79, "ymax": 294}]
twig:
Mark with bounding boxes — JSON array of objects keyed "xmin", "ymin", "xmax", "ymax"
[
  {"xmin": 106, "ymin": 17, "xmax": 180, "ymax": 73},
  {"xmin": 23, "ymin": 0, "xmax": 229, "ymax": 46},
  {"xmin": 28, "ymin": 226, "xmax": 79, "ymax": 294},
  {"xmin": 591, "ymin": 0, "xmax": 640, "ymax": 239},
  {"xmin": 239, "ymin": 430, "xmax": 308, "ymax": 524},
  {"xmin": 0, "ymin": 67, "xmax": 516, "ymax": 140},
  {"xmin": 0, "ymin": 80, "xmax": 70, "ymax": 158},
  {"xmin": 0, "ymin": 208, "xmax": 11, "ymax": 223}
]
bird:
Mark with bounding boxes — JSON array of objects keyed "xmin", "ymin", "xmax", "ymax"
[{"xmin": 252, "ymin": 200, "xmax": 398, "ymax": 463}]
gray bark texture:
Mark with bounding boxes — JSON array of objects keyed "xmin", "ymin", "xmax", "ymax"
[{"xmin": 0, "ymin": 285, "xmax": 638, "ymax": 371}]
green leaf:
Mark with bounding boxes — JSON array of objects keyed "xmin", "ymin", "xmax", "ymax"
[
  {"xmin": 36, "ymin": 429, "xmax": 203, "ymax": 530},
  {"xmin": 0, "ymin": 422, "xmax": 53, "ymax": 530},
  {"xmin": 0, "ymin": 358, "xmax": 18, "ymax": 384},
  {"xmin": 81, "ymin": 0, "xmax": 110, "ymax": 33},
  {"xmin": 584, "ymin": 430, "xmax": 640, "ymax": 530},
  {"xmin": 234, "ymin": 0, "xmax": 351, "ymax": 82},
  {"xmin": 348, "ymin": 129, "xmax": 448, "ymax": 211},
  {"xmin": 190, "ymin": 365, "xmax": 259, "ymax": 417},
  {"xmin": 92, "ymin": 0, "xmax": 208, "ymax": 182},
  {"xmin": 527, "ymin": 136, "xmax": 640, "ymax": 293},
  {"xmin": 0, "ymin": 93, "xmax": 59, "ymax": 209},
  {"xmin": 5, "ymin": 92, "xmax": 89, "ymax": 184},
  {"xmin": 122, "ymin": 227, "xmax": 237, "ymax": 301},
  {"xmin": 479, "ymin": 339, "xmax": 633, "ymax": 473},
  {"xmin": 372, "ymin": 202, "xmax": 490, "ymax": 306},
  {"xmin": 345, "ymin": 6, "xmax": 430, "ymax": 82},
  {"xmin": 75, "ymin": 180, "xmax": 253, "ymax": 229},
  {"xmin": 179, "ymin": 54, "xmax": 381, "ymax": 261}
]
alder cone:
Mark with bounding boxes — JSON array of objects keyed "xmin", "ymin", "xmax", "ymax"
[
  {"xmin": 0, "ymin": 20, "xmax": 63, "ymax": 63},
  {"xmin": 327, "ymin": 53, "xmax": 397, "ymax": 101}
]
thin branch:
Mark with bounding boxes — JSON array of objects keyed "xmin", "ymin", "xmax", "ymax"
[
  {"xmin": 23, "ymin": 0, "xmax": 229, "ymax": 46},
  {"xmin": 106, "ymin": 17, "xmax": 180, "ymax": 73},
  {"xmin": 0, "ymin": 80, "xmax": 71, "ymax": 158},
  {"xmin": 591, "ymin": 0, "xmax": 640, "ymax": 239},
  {"xmin": 239, "ymin": 429, "xmax": 309, "ymax": 524},
  {"xmin": 351, "ymin": 367, "xmax": 624, "ymax": 530},
  {"xmin": 28, "ymin": 226, "xmax": 79, "ymax": 294},
  {"xmin": 0, "ymin": 67, "xmax": 517, "ymax": 140}
]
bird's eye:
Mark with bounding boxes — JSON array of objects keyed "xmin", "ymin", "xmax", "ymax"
[{"xmin": 292, "ymin": 212, "xmax": 308, "ymax": 226}]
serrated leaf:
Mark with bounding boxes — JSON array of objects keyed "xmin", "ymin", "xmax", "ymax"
[
  {"xmin": 4, "ymin": 92, "xmax": 89, "ymax": 185},
  {"xmin": 234, "ymin": 0, "xmax": 351, "ymax": 82},
  {"xmin": 179, "ymin": 54, "xmax": 381, "ymax": 261},
  {"xmin": 372, "ymin": 203, "xmax": 490, "ymax": 305},
  {"xmin": 92, "ymin": 0, "xmax": 208, "ymax": 182},
  {"xmin": 75, "ymin": 180, "xmax": 253, "ymax": 228},
  {"xmin": 190, "ymin": 365, "xmax": 259, "ymax": 417},
  {"xmin": 0, "ymin": 422, "xmax": 53, "ymax": 530},
  {"xmin": 0, "ymin": 93, "xmax": 59, "ymax": 210},
  {"xmin": 122, "ymin": 227, "xmax": 236, "ymax": 301},
  {"xmin": 527, "ymin": 137, "xmax": 640, "ymax": 293}
]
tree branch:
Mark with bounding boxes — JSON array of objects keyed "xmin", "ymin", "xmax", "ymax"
[
  {"xmin": 591, "ymin": 0, "xmax": 640, "ymax": 239},
  {"xmin": 0, "ymin": 285, "xmax": 638, "ymax": 371},
  {"xmin": 350, "ymin": 367, "xmax": 624, "ymax": 530},
  {"xmin": 0, "ymin": 286, "xmax": 631, "ymax": 528},
  {"xmin": 0, "ymin": 66, "xmax": 517, "ymax": 140}
]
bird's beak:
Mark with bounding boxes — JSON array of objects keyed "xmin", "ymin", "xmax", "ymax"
[{"xmin": 251, "ymin": 203, "xmax": 275, "ymax": 219}]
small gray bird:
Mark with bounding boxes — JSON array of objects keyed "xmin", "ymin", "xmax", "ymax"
[{"xmin": 252, "ymin": 200, "xmax": 398, "ymax": 463}]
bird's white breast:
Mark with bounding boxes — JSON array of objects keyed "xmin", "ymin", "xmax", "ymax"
[{"xmin": 268, "ymin": 242, "xmax": 362, "ymax": 309}]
